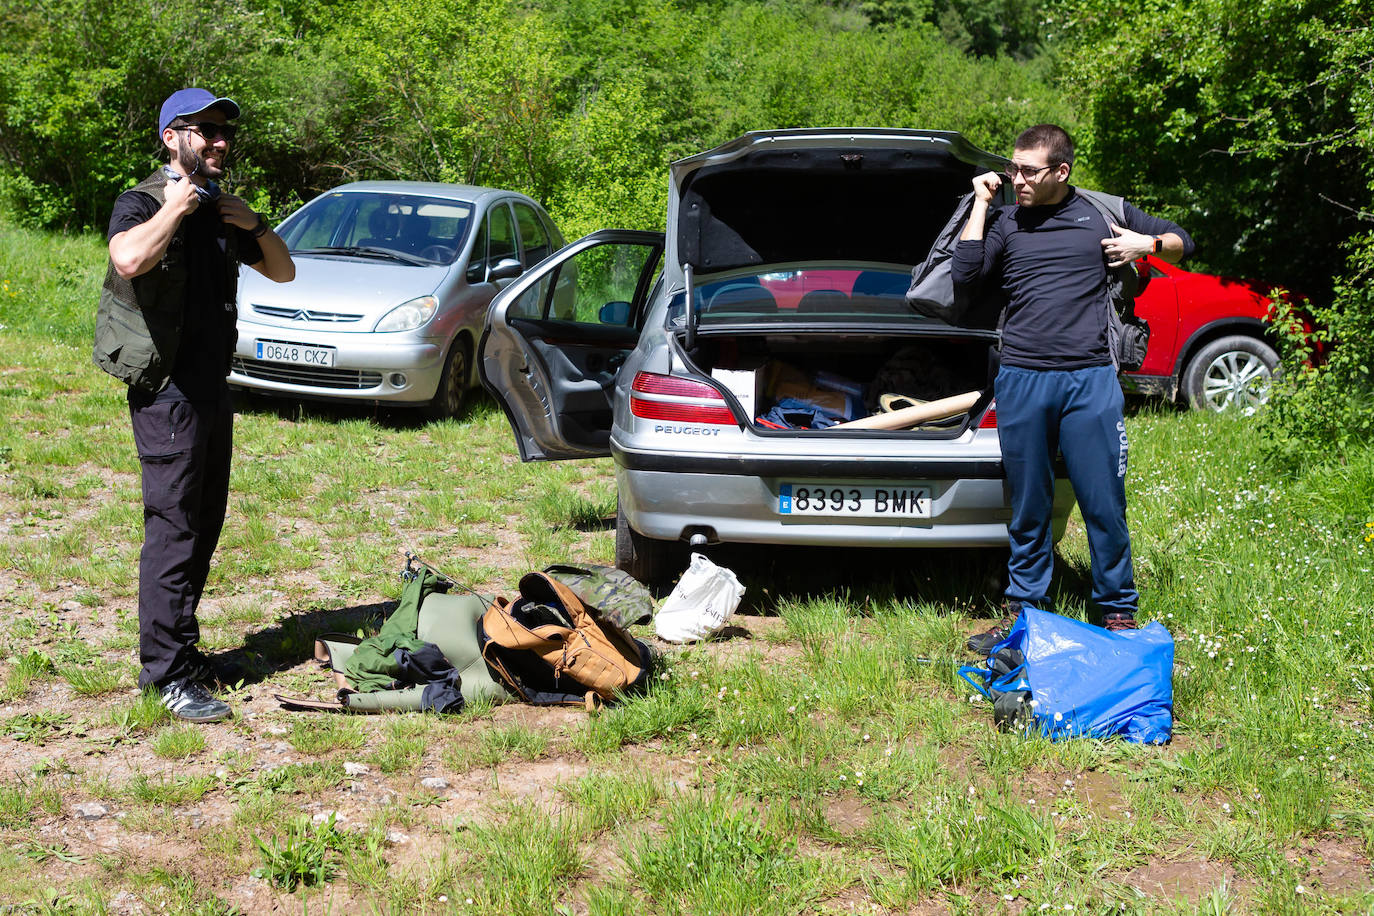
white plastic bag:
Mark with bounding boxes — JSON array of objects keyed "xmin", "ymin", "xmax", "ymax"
[{"xmin": 653, "ymin": 553, "xmax": 745, "ymax": 644}]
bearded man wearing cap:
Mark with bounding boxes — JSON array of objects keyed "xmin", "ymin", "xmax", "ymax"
[{"xmin": 96, "ymin": 88, "xmax": 295, "ymax": 722}]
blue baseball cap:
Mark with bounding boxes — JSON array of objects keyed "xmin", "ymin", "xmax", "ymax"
[{"xmin": 158, "ymin": 88, "xmax": 240, "ymax": 135}]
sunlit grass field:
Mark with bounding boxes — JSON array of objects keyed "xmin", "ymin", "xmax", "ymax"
[{"xmin": 0, "ymin": 220, "xmax": 1371, "ymax": 913}]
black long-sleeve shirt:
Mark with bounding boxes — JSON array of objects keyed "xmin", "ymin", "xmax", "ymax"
[{"xmin": 950, "ymin": 188, "xmax": 1194, "ymax": 370}]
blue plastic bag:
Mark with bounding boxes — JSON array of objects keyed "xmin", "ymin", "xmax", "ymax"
[{"xmin": 959, "ymin": 607, "xmax": 1175, "ymax": 744}]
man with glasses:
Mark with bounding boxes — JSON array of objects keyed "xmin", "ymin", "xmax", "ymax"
[
  {"xmin": 97, "ymin": 88, "xmax": 295, "ymax": 721},
  {"xmin": 952, "ymin": 124, "xmax": 1192, "ymax": 653}
]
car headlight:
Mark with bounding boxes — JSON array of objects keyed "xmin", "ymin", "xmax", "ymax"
[{"xmin": 374, "ymin": 296, "xmax": 439, "ymax": 332}]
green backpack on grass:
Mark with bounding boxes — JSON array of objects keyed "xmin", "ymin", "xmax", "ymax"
[{"xmin": 277, "ymin": 567, "xmax": 509, "ymax": 713}]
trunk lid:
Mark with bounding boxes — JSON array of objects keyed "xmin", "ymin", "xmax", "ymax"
[{"xmin": 667, "ymin": 128, "xmax": 1008, "ymax": 277}]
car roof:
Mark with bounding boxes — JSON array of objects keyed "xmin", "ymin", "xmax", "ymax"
[{"xmin": 321, "ymin": 180, "xmax": 540, "ymax": 207}]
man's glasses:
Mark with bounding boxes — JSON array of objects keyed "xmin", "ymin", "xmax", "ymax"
[
  {"xmin": 171, "ymin": 121, "xmax": 238, "ymax": 142},
  {"xmin": 1005, "ymin": 163, "xmax": 1055, "ymax": 180}
]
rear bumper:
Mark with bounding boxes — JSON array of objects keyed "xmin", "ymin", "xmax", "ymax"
[
  {"xmin": 616, "ymin": 466, "xmax": 1075, "ymax": 548},
  {"xmin": 614, "ymin": 440, "xmax": 1070, "ymax": 479},
  {"xmin": 617, "ymin": 447, "xmax": 1008, "ymax": 479}
]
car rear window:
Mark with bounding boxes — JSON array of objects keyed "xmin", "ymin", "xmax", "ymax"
[{"xmin": 669, "ymin": 266, "xmax": 928, "ymax": 327}]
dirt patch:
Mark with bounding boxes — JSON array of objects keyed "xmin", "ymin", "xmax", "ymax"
[
  {"xmin": 824, "ymin": 794, "xmax": 875, "ymax": 834},
  {"xmin": 1010, "ymin": 769, "xmax": 1132, "ymax": 820},
  {"xmin": 1064, "ymin": 769, "xmax": 1131, "ymax": 820},
  {"xmin": 620, "ymin": 745, "xmax": 699, "ymax": 792},
  {"xmin": 489, "ymin": 703, "xmax": 585, "ymax": 732},
  {"xmin": 1287, "ymin": 835, "xmax": 1373, "ymax": 896},
  {"xmin": 819, "ymin": 883, "xmax": 886, "ymax": 913},
  {"xmin": 489, "ymin": 755, "xmax": 592, "ymax": 803},
  {"xmin": 936, "ymin": 745, "xmax": 974, "ymax": 784},
  {"xmin": 1116, "ymin": 858, "xmax": 1237, "ymax": 905},
  {"xmin": 376, "ymin": 821, "xmax": 455, "ymax": 874},
  {"xmin": 666, "ymin": 616, "xmax": 806, "ymax": 667}
]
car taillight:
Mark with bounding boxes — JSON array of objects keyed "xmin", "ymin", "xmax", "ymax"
[
  {"xmin": 630, "ymin": 372, "xmax": 738, "ymax": 425},
  {"xmin": 978, "ymin": 402, "xmax": 998, "ymax": 429}
]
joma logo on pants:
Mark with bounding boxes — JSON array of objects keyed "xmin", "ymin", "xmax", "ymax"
[{"xmin": 1117, "ymin": 420, "xmax": 1129, "ymax": 478}]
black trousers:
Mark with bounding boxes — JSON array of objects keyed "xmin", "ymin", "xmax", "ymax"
[{"xmin": 129, "ymin": 390, "xmax": 233, "ymax": 688}]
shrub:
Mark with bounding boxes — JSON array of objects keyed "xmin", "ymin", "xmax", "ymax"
[{"xmin": 1261, "ymin": 234, "xmax": 1374, "ymax": 467}]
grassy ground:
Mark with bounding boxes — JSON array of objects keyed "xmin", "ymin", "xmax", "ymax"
[{"xmin": 0, "ymin": 221, "xmax": 1372, "ymax": 913}]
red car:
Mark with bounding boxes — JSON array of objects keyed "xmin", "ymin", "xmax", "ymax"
[
  {"xmin": 759, "ymin": 258, "xmax": 1282, "ymax": 414},
  {"xmin": 1125, "ymin": 256, "xmax": 1280, "ymax": 414}
]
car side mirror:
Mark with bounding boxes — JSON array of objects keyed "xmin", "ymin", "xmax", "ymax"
[
  {"xmin": 599, "ymin": 301, "xmax": 631, "ymax": 325},
  {"xmin": 487, "ymin": 257, "xmax": 523, "ymax": 282}
]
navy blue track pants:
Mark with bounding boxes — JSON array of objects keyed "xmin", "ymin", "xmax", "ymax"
[
  {"xmin": 995, "ymin": 364, "xmax": 1137, "ymax": 616},
  {"xmin": 129, "ymin": 391, "xmax": 233, "ymax": 688}
]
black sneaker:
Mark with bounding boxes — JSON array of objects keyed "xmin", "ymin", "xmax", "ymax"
[
  {"xmin": 1103, "ymin": 613, "xmax": 1139, "ymax": 632},
  {"xmin": 967, "ymin": 603, "xmax": 1023, "ymax": 655},
  {"xmin": 184, "ymin": 648, "xmax": 247, "ymax": 687},
  {"xmin": 159, "ymin": 677, "xmax": 232, "ymax": 723}
]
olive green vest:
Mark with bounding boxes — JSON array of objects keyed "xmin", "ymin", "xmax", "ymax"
[{"xmin": 93, "ymin": 170, "xmax": 239, "ymax": 393}]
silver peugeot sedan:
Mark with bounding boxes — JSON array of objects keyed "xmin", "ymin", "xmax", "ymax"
[
  {"xmin": 480, "ymin": 129, "xmax": 1075, "ymax": 584},
  {"xmin": 232, "ymin": 181, "xmax": 563, "ymax": 418}
]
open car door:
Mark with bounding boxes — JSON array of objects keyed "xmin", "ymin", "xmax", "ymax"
[{"xmin": 480, "ymin": 229, "xmax": 664, "ymax": 461}]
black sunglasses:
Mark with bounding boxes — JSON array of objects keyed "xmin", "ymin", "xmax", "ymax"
[{"xmin": 171, "ymin": 121, "xmax": 238, "ymax": 142}]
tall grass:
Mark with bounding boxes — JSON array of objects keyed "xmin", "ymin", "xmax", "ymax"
[{"xmin": 0, "ymin": 217, "xmax": 105, "ymax": 344}]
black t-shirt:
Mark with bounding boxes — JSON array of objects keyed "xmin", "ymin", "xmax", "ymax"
[
  {"xmin": 950, "ymin": 188, "xmax": 1194, "ymax": 370},
  {"xmin": 107, "ymin": 188, "xmax": 263, "ymax": 402}
]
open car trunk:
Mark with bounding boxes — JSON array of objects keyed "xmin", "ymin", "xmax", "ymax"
[
  {"xmin": 664, "ymin": 130, "xmax": 1010, "ymax": 436},
  {"xmin": 679, "ymin": 329, "xmax": 998, "ymax": 434}
]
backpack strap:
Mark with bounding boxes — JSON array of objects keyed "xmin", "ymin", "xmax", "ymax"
[
  {"xmin": 1075, "ymin": 187, "xmax": 1153, "ymax": 371},
  {"xmin": 1075, "ymin": 187, "xmax": 1141, "ymax": 306}
]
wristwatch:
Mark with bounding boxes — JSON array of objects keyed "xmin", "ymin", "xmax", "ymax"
[
  {"xmin": 1152, "ymin": 235, "xmax": 1164, "ymax": 254},
  {"xmin": 251, "ymin": 214, "xmax": 270, "ymax": 238}
]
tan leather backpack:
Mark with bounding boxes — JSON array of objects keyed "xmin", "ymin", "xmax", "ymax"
[{"xmin": 480, "ymin": 571, "xmax": 653, "ymax": 708}]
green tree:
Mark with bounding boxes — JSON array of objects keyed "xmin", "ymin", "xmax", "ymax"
[
  {"xmin": 0, "ymin": 0, "xmax": 306, "ymax": 228},
  {"xmin": 1053, "ymin": 0, "xmax": 1370, "ymax": 296},
  {"xmin": 324, "ymin": 0, "xmax": 564, "ymax": 197},
  {"xmin": 1055, "ymin": 0, "xmax": 1374, "ymax": 457},
  {"xmin": 549, "ymin": 76, "xmax": 672, "ymax": 237}
]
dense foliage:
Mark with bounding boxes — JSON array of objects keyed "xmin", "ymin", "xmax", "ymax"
[
  {"xmin": 1053, "ymin": 0, "xmax": 1373, "ymax": 459},
  {"xmin": 0, "ymin": 0, "xmax": 1072, "ymax": 239}
]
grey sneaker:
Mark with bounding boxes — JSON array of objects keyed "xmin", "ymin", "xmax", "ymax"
[{"xmin": 159, "ymin": 677, "xmax": 232, "ymax": 723}]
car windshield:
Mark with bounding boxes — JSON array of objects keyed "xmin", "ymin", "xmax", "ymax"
[
  {"xmin": 668, "ymin": 265, "xmax": 928, "ymax": 327},
  {"xmin": 280, "ymin": 191, "xmax": 475, "ymax": 266}
]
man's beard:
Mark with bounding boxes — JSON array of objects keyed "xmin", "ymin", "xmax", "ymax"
[{"xmin": 175, "ymin": 139, "xmax": 222, "ymax": 179}]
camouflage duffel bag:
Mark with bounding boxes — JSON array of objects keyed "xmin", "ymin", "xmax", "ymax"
[{"xmin": 541, "ymin": 563, "xmax": 655, "ymax": 629}]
